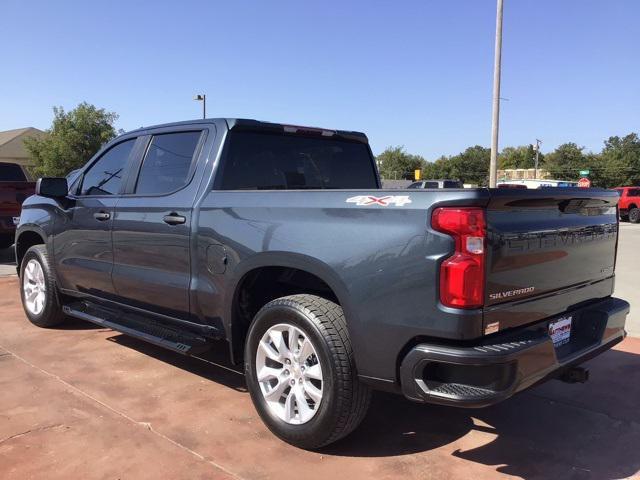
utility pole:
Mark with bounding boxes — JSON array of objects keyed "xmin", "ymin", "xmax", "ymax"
[
  {"xmin": 194, "ymin": 94, "xmax": 206, "ymax": 119},
  {"xmin": 533, "ymin": 139, "xmax": 541, "ymax": 179},
  {"xmin": 489, "ymin": 0, "xmax": 504, "ymax": 188}
]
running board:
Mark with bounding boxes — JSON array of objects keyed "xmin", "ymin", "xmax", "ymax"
[{"xmin": 63, "ymin": 301, "xmax": 212, "ymax": 355}]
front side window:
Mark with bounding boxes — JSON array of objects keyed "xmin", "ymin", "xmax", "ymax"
[
  {"xmin": 80, "ymin": 139, "xmax": 135, "ymax": 195},
  {"xmin": 135, "ymin": 131, "xmax": 202, "ymax": 195},
  {"xmin": 218, "ymin": 131, "xmax": 378, "ymax": 190}
]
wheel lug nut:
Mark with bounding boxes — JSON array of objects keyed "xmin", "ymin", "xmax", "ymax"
[
  {"xmin": 290, "ymin": 379, "xmax": 295, "ymax": 386},
  {"xmin": 299, "ymin": 378, "xmax": 303, "ymax": 384},
  {"xmin": 285, "ymin": 359, "xmax": 291, "ymax": 365},
  {"xmin": 284, "ymin": 370, "xmax": 289, "ymax": 375},
  {"xmin": 301, "ymin": 366, "xmax": 305, "ymax": 371}
]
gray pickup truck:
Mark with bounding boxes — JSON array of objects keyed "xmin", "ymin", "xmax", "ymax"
[{"xmin": 15, "ymin": 118, "xmax": 629, "ymax": 448}]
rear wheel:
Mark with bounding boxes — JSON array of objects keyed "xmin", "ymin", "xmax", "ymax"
[
  {"xmin": 245, "ymin": 294, "xmax": 371, "ymax": 449},
  {"xmin": 629, "ymin": 207, "xmax": 640, "ymax": 224},
  {"xmin": 19, "ymin": 245, "xmax": 66, "ymax": 327}
]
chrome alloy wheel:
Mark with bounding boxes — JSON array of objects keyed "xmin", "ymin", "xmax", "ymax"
[
  {"xmin": 23, "ymin": 259, "xmax": 46, "ymax": 316},
  {"xmin": 255, "ymin": 323, "xmax": 324, "ymax": 425}
]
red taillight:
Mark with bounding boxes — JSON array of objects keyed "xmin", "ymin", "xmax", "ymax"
[{"xmin": 431, "ymin": 207, "xmax": 486, "ymax": 309}]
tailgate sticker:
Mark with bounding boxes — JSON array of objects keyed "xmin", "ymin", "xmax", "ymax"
[
  {"xmin": 346, "ymin": 195, "xmax": 412, "ymax": 207},
  {"xmin": 549, "ymin": 316, "xmax": 572, "ymax": 347}
]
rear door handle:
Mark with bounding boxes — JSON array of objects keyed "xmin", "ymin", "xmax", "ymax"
[
  {"xmin": 163, "ymin": 213, "xmax": 186, "ymax": 225},
  {"xmin": 93, "ymin": 211, "xmax": 111, "ymax": 221}
]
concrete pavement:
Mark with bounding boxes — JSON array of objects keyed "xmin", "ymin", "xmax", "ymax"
[
  {"xmin": 614, "ymin": 223, "xmax": 639, "ymax": 336},
  {"xmin": 1, "ymin": 271, "xmax": 640, "ymax": 479}
]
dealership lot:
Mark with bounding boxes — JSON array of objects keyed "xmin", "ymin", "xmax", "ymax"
[{"xmin": 0, "ymin": 224, "xmax": 639, "ymax": 479}]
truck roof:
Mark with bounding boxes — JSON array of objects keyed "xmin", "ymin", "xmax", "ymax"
[{"xmin": 125, "ymin": 118, "xmax": 369, "ymax": 144}]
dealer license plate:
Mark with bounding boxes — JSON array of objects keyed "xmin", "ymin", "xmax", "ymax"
[{"xmin": 549, "ymin": 316, "xmax": 572, "ymax": 347}]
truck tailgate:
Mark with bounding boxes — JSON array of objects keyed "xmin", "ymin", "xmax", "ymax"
[{"xmin": 483, "ymin": 188, "xmax": 619, "ymax": 331}]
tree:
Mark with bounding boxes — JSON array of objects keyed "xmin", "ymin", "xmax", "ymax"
[
  {"xmin": 419, "ymin": 146, "xmax": 490, "ymax": 185},
  {"xmin": 543, "ymin": 143, "xmax": 590, "ymax": 181},
  {"xmin": 598, "ymin": 133, "xmax": 640, "ymax": 187},
  {"xmin": 377, "ymin": 146, "xmax": 426, "ymax": 180},
  {"xmin": 499, "ymin": 145, "xmax": 541, "ymax": 169},
  {"xmin": 24, "ymin": 102, "xmax": 120, "ymax": 177}
]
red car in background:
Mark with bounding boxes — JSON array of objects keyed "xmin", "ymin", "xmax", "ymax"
[
  {"xmin": 614, "ymin": 186, "xmax": 640, "ymax": 223},
  {"xmin": 0, "ymin": 162, "xmax": 35, "ymax": 249}
]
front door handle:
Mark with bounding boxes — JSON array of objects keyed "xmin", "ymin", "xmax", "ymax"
[
  {"xmin": 93, "ymin": 211, "xmax": 111, "ymax": 221},
  {"xmin": 163, "ymin": 213, "xmax": 186, "ymax": 225}
]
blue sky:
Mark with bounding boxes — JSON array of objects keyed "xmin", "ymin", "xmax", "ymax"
[{"xmin": 1, "ymin": 0, "xmax": 638, "ymax": 159}]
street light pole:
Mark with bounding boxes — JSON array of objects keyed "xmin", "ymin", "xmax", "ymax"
[
  {"xmin": 194, "ymin": 94, "xmax": 206, "ymax": 119},
  {"xmin": 533, "ymin": 138, "xmax": 541, "ymax": 179},
  {"xmin": 489, "ymin": 0, "xmax": 504, "ymax": 188}
]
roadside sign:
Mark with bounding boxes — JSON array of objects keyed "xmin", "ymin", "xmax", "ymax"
[
  {"xmin": 577, "ymin": 177, "xmax": 591, "ymax": 188},
  {"xmin": 579, "ymin": 170, "xmax": 590, "ymax": 176},
  {"xmin": 414, "ymin": 169, "xmax": 421, "ymax": 180}
]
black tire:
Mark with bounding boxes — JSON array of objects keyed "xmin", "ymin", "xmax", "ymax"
[
  {"xmin": 629, "ymin": 207, "xmax": 640, "ymax": 224},
  {"xmin": 19, "ymin": 245, "xmax": 66, "ymax": 327},
  {"xmin": 245, "ymin": 294, "xmax": 371, "ymax": 449}
]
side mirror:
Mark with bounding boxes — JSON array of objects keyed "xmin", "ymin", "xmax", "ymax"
[{"xmin": 36, "ymin": 177, "xmax": 69, "ymax": 198}]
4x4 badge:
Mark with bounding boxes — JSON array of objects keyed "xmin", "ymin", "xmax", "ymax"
[{"xmin": 346, "ymin": 195, "xmax": 412, "ymax": 207}]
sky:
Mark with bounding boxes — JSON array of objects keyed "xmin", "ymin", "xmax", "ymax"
[{"xmin": 1, "ymin": 0, "xmax": 638, "ymax": 159}]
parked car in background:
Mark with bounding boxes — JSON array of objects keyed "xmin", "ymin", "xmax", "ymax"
[
  {"xmin": 614, "ymin": 186, "xmax": 640, "ymax": 223},
  {"xmin": 0, "ymin": 162, "xmax": 35, "ymax": 249},
  {"xmin": 408, "ymin": 179, "xmax": 462, "ymax": 189},
  {"xmin": 497, "ymin": 183, "xmax": 528, "ymax": 189},
  {"xmin": 498, "ymin": 179, "xmax": 579, "ymax": 189},
  {"xmin": 15, "ymin": 118, "xmax": 628, "ymax": 449}
]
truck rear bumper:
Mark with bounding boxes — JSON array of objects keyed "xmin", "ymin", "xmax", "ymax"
[{"xmin": 399, "ymin": 297, "xmax": 629, "ymax": 407}]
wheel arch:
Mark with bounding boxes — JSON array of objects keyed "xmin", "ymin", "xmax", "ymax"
[
  {"xmin": 15, "ymin": 227, "xmax": 47, "ymax": 272},
  {"xmin": 224, "ymin": 252, "xmax": 357, "ymax": 365}
]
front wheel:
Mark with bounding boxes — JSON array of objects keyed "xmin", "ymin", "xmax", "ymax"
[
  {"xmin": 245, "ymin": 294, "xmax": 371, "ymax": 449},
  {"xmin": 19, "ymin": 245, "xmax": 66, "ymax": 327},
  {"xmin": 629, "ymin": 207, "xmax": 640, "ymax": 224}
]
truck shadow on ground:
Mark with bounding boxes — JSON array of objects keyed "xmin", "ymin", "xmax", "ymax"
[
  {"xmin": 108, "ymin": 334, "xmax": 247, "ymax": 392},
  {"xmin": 107, "ymin": 332, "xmax": 640, "ymax": 480},
  {"xmin": 326, "ymin": 348, "xmax": 640, "ymax": 479},
  {"xmin": 0, "ymin": 245, "xmax": 15, "ymax": 265}
]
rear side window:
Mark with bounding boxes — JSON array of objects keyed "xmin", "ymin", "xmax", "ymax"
[
  {"xmin": 443, "ymin": 180, "xmax": 461, "ymax": 188},
  {"xmin": 80, "ymin": 139, "xmax": 135, "ymax": 195},
  {"xmin": 628, "ymin": 189, "xmax": 640, "ymax": 197},
  {"xmin": 218, "ymin": 131, "xmax": 378, "ymax": 190},
  {"xmin": 135, "ymin": 131, "xmax": 202, "ymax": 195},
  {"xmin": 0, "ymin": 163, "xmax": 27, "ymax": 181}
]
